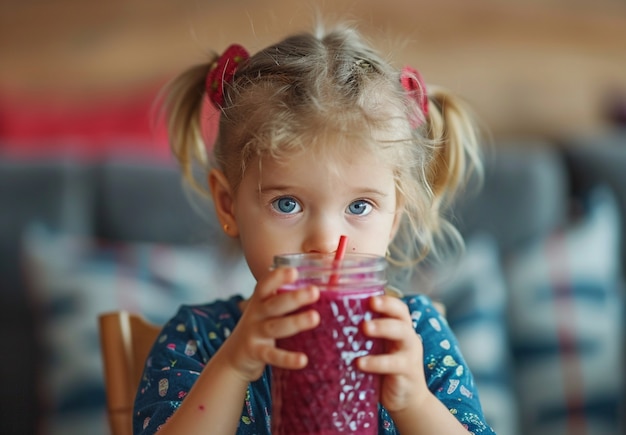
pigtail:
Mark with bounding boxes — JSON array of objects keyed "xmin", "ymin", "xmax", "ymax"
[
  {"xmin": 389, "ymin": 86, "xmax": 483, "ymax": 266},
  {"xmin": 160, "ymin": 60, "xmax": 216, "ymax": 196},
  {"xmin": 422, "ymin": 86, "xmax": 483, "ymax": 212}
]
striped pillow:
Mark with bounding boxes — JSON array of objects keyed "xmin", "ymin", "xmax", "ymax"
[
  {"xmin": 22, "ymin": 225, "xmax": 255, "ymax": 435},
  {"xmin": 504, "ymin": 187, "xmax": 624, "ymax": 435}
]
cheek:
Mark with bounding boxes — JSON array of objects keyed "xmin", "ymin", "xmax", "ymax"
[
  {"xmin": 246, "ymin": 258, "xmax": 269, "ymax": 283},
  {"xmin": 350, "ymin": 233, "xmax": 393, "ymax": 257},
  {"xmin": 239, "ymin": 229, "xmax": 286, "ymax": 283},
  {"xmin": 239, "ymin": 238, "xmax": 269, "ymax": 280}
]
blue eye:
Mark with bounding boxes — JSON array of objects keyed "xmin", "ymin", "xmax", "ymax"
[
  {"xmin": 272, "ymin": 197, "xmax": 302, "ymax": 214},
  {"xmin": 347, "ymin": 200, "xmax": 373, "ymax": 216}
]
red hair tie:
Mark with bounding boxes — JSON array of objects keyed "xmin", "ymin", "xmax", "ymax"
[
  {"xmin": 206, "ymin": 44, "xmax": 250, "ymax": 108},
  {"xmin": 400, "ymin": 66, "xmax": 429, "ymax": 128}
]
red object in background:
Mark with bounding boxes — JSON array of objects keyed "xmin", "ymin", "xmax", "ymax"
[{"xmin": 0, "ymin": 85, "xmax": 171, "ymax": 161}]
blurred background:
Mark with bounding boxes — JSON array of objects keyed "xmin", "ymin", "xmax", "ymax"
[
  {"xmin": 0, "ymin": 1, "xmax": 625, "ymax": 435},
  {"xmin": 1, "ymin": 0, "xmax": 625, "ymax": 143}
]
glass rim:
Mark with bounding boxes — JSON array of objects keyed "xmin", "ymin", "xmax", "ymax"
[{"xmin": 273, "ymin": 252, "xmax": 387, "ymax": 270}]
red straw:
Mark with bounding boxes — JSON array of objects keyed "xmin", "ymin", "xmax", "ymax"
[{"xmin": 328, "ymin": 235, "xmax": 348, "ymax": 287}]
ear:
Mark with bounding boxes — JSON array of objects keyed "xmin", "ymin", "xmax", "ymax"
[{"xmin": 208, "ymin": 169, "xmax": 239, "ymax": 237}]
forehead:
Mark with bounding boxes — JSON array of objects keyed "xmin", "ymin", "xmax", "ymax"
[
  {"xmin": 253, "ymin": 145, "xmax": 396, "ymax": 192},
  {"xmin": 269, "ymin": 125, "xmax": 405, "ymax": 168}
]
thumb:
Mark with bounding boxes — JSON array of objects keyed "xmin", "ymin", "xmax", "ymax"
[{"xmin": 254, "ymin": 266, "xmax": 298, "ymax": 301}]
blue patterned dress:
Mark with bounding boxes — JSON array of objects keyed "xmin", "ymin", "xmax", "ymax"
[{"xmin": 133, "ymin": 294, "xmax": 495, "ymax": 434}]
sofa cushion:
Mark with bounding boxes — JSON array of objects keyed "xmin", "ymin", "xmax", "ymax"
[
  {"xmin": 562, "ymin": 129, "xmax": 626, "ymax": 273},
  {"xmin": 453, "ymin": 142, "xmax": 569, "ymax": 253},
  {"xmin": 0, "ymin": 157, "xmax": 93, "ymax": 290},
  {"xmin": 22, "ymin": 225, "xmax": 255, "ymax": 435},
  {"xmin": 504, "ymin": 186, "xmax": 623, "ymax": 435},
  {"xmin": 94, "ymin": 160, "xmax": 212, "ymax": 244}
]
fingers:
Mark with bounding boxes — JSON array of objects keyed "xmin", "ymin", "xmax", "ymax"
[
  {"xmin": 369, "ymin": 295, "xmax": 411, "ymax": 322},
  {"xmin": 262, "ymin": 283, "xmax": 320, "ymax": 319},
  {"xmin": 261, "ymin": 345, "xmax": 309, "ymax": 370},
  {"xmin": 254, "ymin": 266, "xmax": 298, "ymax": 300},
  {"xmin": 242, "ymin": 268, "xmax": 321, "ymax": 364},
  {"xmin": 252, "ymin": 306, "xmax": 318, "ymax": 371},
  {"xmin": 223, "ymin": 268, "xmax": 324, "ymax": 380},
  {"xmin": 363, "ymin": 317, "xmax": 410, "ymax": 342},
  {"xmin": 358, "ymin": 295, "xmax": 422, "ymax": 374},
  {"xmin": 362, "ymin": 296, "xmax": 411, "ymax": 337},
  {"xmin": 249, "ymin": 266, "xmax": 319, "ymax": 317},
  {"xmin": 262, "ymin": 305, "xmax": 320, "ymax": 339},
  {"xmin": 358, "ymin": 352, "xmax": 403, "ymax": 374}
]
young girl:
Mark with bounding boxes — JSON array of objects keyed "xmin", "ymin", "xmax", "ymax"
[{"xmin": 134, "ymin": 23, "xmax": 495, "ymax": 435}]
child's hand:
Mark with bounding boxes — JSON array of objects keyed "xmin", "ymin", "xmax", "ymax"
[
  {"xmin": 357, "ymin": 295, "xmax": 428, "ymax": 414},
  {"xmin": 219, "ymin": 266, "xmax": 320, "ymax": 382}
]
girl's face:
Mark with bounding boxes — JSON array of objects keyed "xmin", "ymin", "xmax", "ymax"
[{"xmin": 229, "ymin": 146, "xmax": 402, "ymax": 283}]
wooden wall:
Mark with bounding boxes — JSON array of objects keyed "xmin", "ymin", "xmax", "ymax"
[{"xmin": 1, "ymin": 0, "xmax": 625, "ymax": 139}]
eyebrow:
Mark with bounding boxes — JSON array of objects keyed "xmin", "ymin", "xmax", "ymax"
[
  {"xmin": 258, "ymin": 184, "xmax": 291, "ymax": 192},
  {"xmin": 351, "ymin": 188, "xmax": 390, "ymax": 198},
  {"xmin": 257, "ymin": 184, "xmax": 292, "ymax": 195}
]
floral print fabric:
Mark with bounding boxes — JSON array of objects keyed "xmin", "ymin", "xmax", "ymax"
[{"xmin": 133, "ymin": 294, "xmax": 495, "ymax": 434}]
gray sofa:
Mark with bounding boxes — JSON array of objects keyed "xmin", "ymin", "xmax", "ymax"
[{"xmin": 1, "ymin": 130, "xmax": 625, "ymax": 435}]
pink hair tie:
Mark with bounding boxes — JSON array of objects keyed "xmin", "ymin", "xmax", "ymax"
[
  {"xmin": 400, "ymin": 66, "xmax": 429, "ymax": 128},
  {"xmin": 206, "ymin": 44, "xmax": 250, "ymax": 108}
]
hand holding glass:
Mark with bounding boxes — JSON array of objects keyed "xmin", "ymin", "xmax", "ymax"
[{"xmin": 271, "ymin": 253, "xmax": 387, "ymax": 434}]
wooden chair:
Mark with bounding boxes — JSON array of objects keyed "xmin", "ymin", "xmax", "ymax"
[{"xmin": 98, "ymin": 311, "xmax": 161, "ymax": 435}]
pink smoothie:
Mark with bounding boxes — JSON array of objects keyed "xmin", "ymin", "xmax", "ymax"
[{"xmin": 271, "ymin": 286, "xmax": 384, "ymax": 434}]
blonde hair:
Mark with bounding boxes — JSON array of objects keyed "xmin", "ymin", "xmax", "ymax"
[{"xmin": 162, "ymin": 24, "xmax": 482, "ymax": 269}]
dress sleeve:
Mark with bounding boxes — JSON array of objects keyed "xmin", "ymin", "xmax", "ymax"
[
  {"xmin": 132, "ymin": 304, "xmax": 230, "ymax": 434},
  {"xmin": 404, "ymin": 295, "xmax": 496, "ymax": 435}
]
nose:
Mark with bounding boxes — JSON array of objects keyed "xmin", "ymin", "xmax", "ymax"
[
  {"xmin": 301, "ymin": 221, "xmax": 345, "ymax": 255},
  {"xmin": 302, "ymin": 234, "xmax": 342, "ymax": 254}
]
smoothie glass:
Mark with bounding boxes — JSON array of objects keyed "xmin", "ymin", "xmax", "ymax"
[{"xmin": 271, "ymin": 253, "xmax": 387, "ymax": 435}]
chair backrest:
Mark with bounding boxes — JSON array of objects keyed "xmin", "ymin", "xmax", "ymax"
[{"xmin": 98, "ymin": 311, "xmax": 161, "ymax": 435}]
